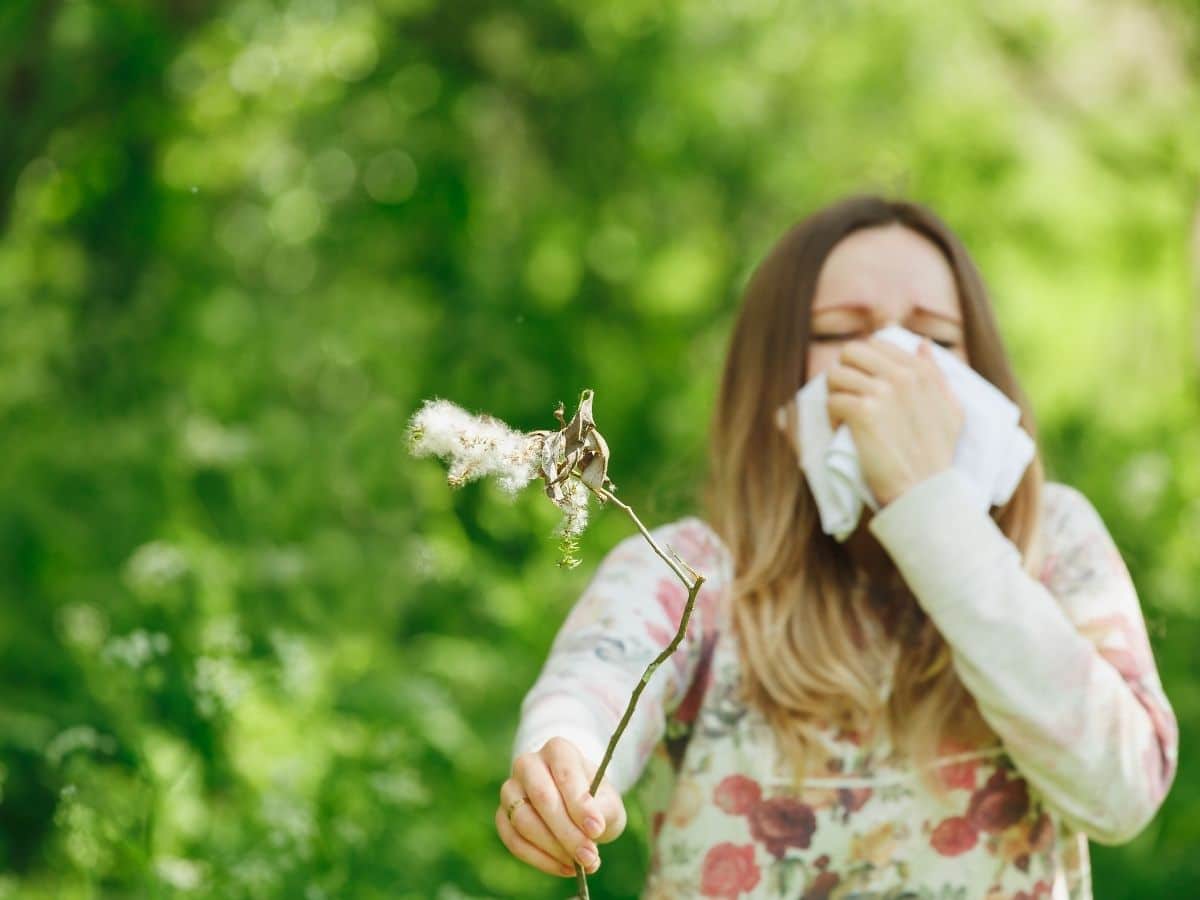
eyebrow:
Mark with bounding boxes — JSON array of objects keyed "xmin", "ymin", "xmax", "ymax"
[{"xmin": 813, "ymin": 302, "xmax": 963, "ymax": 326}]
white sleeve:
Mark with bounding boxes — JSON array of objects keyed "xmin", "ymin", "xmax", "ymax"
[{"xmin": 868, "ymin": 467, "xmax": 1179, "ymax": 845}]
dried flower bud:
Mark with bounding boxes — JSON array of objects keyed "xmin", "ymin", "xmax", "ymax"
[{"xmin": 406, "ymin": 389, "xmax": 616, "ymax": 566}]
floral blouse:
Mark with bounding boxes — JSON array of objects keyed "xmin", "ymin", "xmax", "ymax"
[{"xmin": 511, "ymin": 467, "xmax": 1179, "ymax": 899}]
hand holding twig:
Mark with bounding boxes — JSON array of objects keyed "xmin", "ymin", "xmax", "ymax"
[{"xmin": 407, "ymin": 388, "xmax": 706, "ymax": 899}]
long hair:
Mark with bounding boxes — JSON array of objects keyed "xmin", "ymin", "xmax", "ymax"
[{"xmin": 701, "ymin": 193, "xmax": 1047, "ymax": 801}]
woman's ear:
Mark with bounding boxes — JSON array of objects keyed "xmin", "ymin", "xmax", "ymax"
[{"xmin": 774, "ymin": 397, "xmax": 801, "ymax": 458}]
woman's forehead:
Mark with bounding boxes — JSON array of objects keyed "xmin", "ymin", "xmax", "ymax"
[{"xmin": 813, "ymin": 227, "xmax": 960, "ymax": 318}]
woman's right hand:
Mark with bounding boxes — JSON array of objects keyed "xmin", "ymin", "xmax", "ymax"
[{"xmin": 495, "ymin": 736, "xmax": 628, "ymax": 878}]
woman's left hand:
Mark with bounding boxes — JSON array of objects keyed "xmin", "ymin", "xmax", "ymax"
[{"xmin": 826, "ymin": 336, "xmax": 966, "ymax": 508}]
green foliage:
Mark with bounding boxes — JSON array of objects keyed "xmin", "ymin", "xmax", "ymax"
[{"xmin": 1, "ymin": 0, "xmax": 1199, "ymax": 896}]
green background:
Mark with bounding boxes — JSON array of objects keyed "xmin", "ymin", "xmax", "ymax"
[{"xmin": 1, "ymin": 0, "xmax": 1198, "ymax": 897}]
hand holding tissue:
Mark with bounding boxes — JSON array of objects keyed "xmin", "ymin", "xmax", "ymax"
[{"xmin": 774, "ymin": 324, "xmax": 1035, "ymax": 542}]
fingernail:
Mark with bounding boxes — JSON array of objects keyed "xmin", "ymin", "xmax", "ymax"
[
  {"xmin": 577, "ymin": 845, "xmax": 598, "ymax": 867},
  {"xmin": 584, "ymin": 816, "xmax": 603, "ymax": 837}
]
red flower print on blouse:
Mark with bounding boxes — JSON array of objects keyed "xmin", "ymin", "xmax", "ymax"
[
  {"xmin": 836, "ymin": 786, "xmax": 873, "ymax": 819},
  {"xmin": 1028, "ymin": 810, "xmax": 1054, "ymax": 854},
  {"xmin": 802, "ymin": 870, "xmax": 841, "ymax": 900},
  {"xmin": 714, "ymin": 774, "xmax": 763, "ymax": 816},
  {"xmin": 933, "ymin": 737, "xmax": 981, "ymax": 791},
  {"xmin": 672, "ymin": 630, "xmax": 717, "ymax": 727},
  {"xmin": 1013, "ymin": 880, "xmax": 1053, "ymax": 900},
  {"xmin": 645, "ymin": 575, "xmax": 718, "ymax": 690},
  {"xmin": 655, "ymin": 576, "xmax": 688, "ymax": 626},
  {"xmin": 930, "ymin": 815, "xmax": 978, "ymax": 856},
  {"xmin": 967, "ymin": 768, "xmax": 1030, "ymax": 834},
  {"xmin": 699, "ymin": 842, "xmax": 761, "ymax": 899},
  {"xmin": 833, "ymin": 723, "xmax": 864, "ymax": 746},
  {"xmin": 671, "ymin": 520, "xmax": 720, "ymax": 570},
  {"xmin": 937, "ymin": 757, "xmax": 979, "ymax": 791},
  {"xmin": 747, "ymin": 796, "xmax": 818, "ymax": 858},
  {"xmin": 643, "ymin": 577, "xmax": 688, "ymax": 651}
]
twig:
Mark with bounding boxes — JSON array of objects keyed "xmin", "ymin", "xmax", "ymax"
[
  {"xmin": 405, "ymin": 390, "xmax": 708, "ymax": 898},
  {"xmin": 570, "ymin": 480, "xmax": 705, "ymax": 900}
]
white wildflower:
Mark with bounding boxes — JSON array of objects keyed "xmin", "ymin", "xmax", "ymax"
[
  {"xmin": 555, "ymin": 475, "xmax": 589, "ymax": 537},
  {"xmin": 193, "ymin": 656, "xmax": 250, "ymax": 716},
  {"xmin": 44, "ymin": 726, "xmax": 118, "ymax": 767},
  {"xmin": 124, "ymin": 540, "xmax": 189, "ymax": 594},
  {"xmin": 57, "ymin": 603, "xmax": 107, "ymax": 650},
  {"xmin": 1118, "ymin": 450, "xmax": 1170, "ymax": 518},
  {"xmin": 200, "ymin": 615, "xmax": 251, "ymax": 654},
  {"xmin": 229, "ymin": 856, "xmax": 274, "ymax": 891},
  {"xmin": 407, "ymin": 389, "xmax": 616, "ymax": 568},
  {"xmin": 262, "ymin": 791, "xmax": 316, "ymax": 859},
  {"xmin": 269, "ymin": 629, "xmax": 319, "ymax": 699},
  {"xmin": 181, "ymin": 415, "xmax": 253, "ymax": 467},
  {"xmin": 102, "ymin": 629, "xmax": 171, "ymax": 669},
  {"xmin": 155, "ymin": 857, "xmax": 206, "ymax": 891},
  {"xmin": 407, "ymin": 398, "xmax": 540, "ymax": 494}
]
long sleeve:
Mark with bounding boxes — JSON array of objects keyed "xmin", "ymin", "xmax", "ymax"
[
  {"xmin": 511, "ymin": 516, "xmax": 727, "ymax": 793},
  {"xmin": 867, "ymin": 466, "xmax": 1179, "ymax": 845}
]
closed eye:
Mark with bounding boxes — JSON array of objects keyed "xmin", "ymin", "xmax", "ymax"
[{"xmin": 811, "ymin": 332, "xmax": 956, "ymax": 349}]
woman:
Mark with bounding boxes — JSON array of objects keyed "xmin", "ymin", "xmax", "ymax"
[{"xmin": 495, "ymin": 194, "xmax": 1178, "ymax": 898}]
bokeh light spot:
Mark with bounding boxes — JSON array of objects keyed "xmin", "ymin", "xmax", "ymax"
[{"xmin": 363, "ymin": 150, "xmax": 417, "ymax": 203}]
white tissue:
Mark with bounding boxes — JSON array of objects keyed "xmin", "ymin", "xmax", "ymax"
[{"xmin": 774, "ymin": 323, "xmax": 1035, "ymax": 541}]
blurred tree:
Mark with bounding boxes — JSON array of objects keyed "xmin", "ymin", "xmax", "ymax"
[{"xmin": 0, "ymin": 1, "xmax": 1197, "ymax": 897}]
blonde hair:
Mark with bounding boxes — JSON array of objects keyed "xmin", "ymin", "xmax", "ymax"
[{"xmin": 701, "ymin": 193, "xmax": 1048, "ymax": 800}]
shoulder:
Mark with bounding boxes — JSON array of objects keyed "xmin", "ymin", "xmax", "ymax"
[
  {"xmin": 608, "ymin": 514, "xmax": 728, "ymax": 556},
  {"xmin": 668, "ymin": 515, "xmax": 734, "ymax": 581},
  {"xmin": 599, "ymin": 515, "xmax": 729, "ymax": 577},
  {"xmin": 628, "ymin": 515, "xmax": 735, "ymax": 618},
  {"xmin": 673, "ymin": 515, "xmax": 731, "ymax": 559}
]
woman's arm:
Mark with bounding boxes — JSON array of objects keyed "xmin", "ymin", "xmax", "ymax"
[
  {"xmin": 868, "ymin": 466, "xmax": 1178, "ymax": 845},
  {"xmin": 511, "ymin": 516, "xmax": 726, "ymax": 794}
]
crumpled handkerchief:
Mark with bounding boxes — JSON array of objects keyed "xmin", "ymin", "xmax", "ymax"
[{"xmin": 774, "ymin": 323, "xmax": 1035, "ymax": 542}]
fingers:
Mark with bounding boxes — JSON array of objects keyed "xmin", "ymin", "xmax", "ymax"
[
  {"xmin": 513, "ymin": 746, "xmax": 600, "ymax": 873},
  {"xmin": 873, "ymin": 336, "xmax": 924, "ymax": 364},
  {"xmin": 873, "ymin": 336, "xmax": 944, "ymax": 383},
  {"xmin": 827, "ymin": 360, "xmax": 881, "ymax": 431},
  {"xmin": 915, "ymin": 341, "xmax": 958, "ymax": 401},
  {"xmin": 501, "ymin": 777, "xmax": 569, "ymax": 866},
  {"xmin": 827, "ymin": 390, "xmax": 869, "ymax": 431},
  {"xmin": 543, "ymin": 738, "xmax": 607, "ymax": 842},
  {"xmin": 840, "ymin": 338, "xmax": 917, "ymax": 385},
  {"xmin": 591, "ymin": 780, "xmax": 629, "ymax": 843},
  {"xmin": 495, "ymin": 805, "xmax": 576, "ymax": 878},
  {"xmin": 576, "ymin": 752, "xmax": 629, "ymax": 844},
  {"xmin": 525, "ymin": 748, "xmax": 600, "ymax": 873},
  {"xmin": 826, "ymin": 361, "xmax": 877, "ymax": 396},
  {"xmin": 501, "ymin": 736, "xmax": 629, "ymax": 884},
  {"xmin": 838, "ymin": 339, "xmax": 902, "ymax": 381},
  {"xmin": 503, "ymin": 782, "xmax": 577, "ymax": 870}
]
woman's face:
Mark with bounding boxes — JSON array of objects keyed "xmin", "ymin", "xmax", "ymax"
[{"xmin": 806, "ymin": 223, "xmax": 968, "ymax": 384}]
